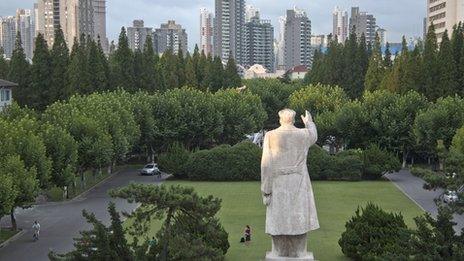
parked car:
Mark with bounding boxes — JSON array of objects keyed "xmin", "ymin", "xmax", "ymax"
[
  {"xmin": 140, "ymin": 163, "xmax": 161, "ymax": 176},
  {"xmin": 442, "ymin": 190, "xmax": 459, "ymax": 203}
]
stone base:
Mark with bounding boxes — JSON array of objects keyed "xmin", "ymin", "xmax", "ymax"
[{"xmin": 265, "ymin": 251, "xmax": 315, "ymax": 261}]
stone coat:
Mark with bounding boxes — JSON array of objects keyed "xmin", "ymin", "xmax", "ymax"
[{"xmin": 261, "ymin": 122, "xmax": 319, "ymax": 235}]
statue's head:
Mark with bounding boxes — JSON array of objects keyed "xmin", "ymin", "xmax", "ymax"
[{"xmin": 278, "ymin": 109, "xmax": 296, "ymax": 126}]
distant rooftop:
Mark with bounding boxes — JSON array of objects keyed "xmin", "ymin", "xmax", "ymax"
[{"xmin": 0, "ymin": 79, "xmax": 18, "ymax": 88}]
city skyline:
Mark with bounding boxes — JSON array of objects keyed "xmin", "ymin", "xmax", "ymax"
[{"xmin": 1, "ymin": 0, "xmax": 425, "ymax": 51}]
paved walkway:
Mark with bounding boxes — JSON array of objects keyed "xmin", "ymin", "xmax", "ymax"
[
  {"xmin": 0, "ymin": 168, "xmax": 164, "ymax": 261},
  {"xmin": 385, "ymin": 169, "xmax": 464, "ymax": 232}
]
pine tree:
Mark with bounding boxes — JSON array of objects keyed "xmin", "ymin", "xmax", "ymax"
[
  {"xmin": 384, "ymin": 42, "xmax": 393, "ymax": 68},
  {"xmin": 161, "ymin": 48, "xmax": 179, "ymax": 89},
  {"xmin": 191, "ymin": 45, "xmax": 201, "ymax": 87},
  {"xmin": 88, "ymin": 37, "xmax": 108, "ymax": 93},
  {"xmin": 423, "ymin": 23, "xmax": 440, "ymax": 100},
  {"xmin": 31, "ymin": 33, "xmax": 52, "ymax": 110},
  {"xmin": 224, "ymin": 55, "xmax": 241, "ymax": 88},
  {"xmin": 198, "ymin": 51, "xmax": 209, "ymax": 91},
  {"xmin": 140, "ymin": 36, "xmax": 157, "ymax": 91},
  {"xmin": 133, "ymin": 48, "xmax": 143, "ymax": 91},
  {"xmin": 68, "ymin": 36, "xmax": 91, "ymax": 94},
  {"xmin": 8, "ymin": 31, "xmax": 31, "ymax": 106},
  {"xmin": 110, "ymin": 27, "xmax": 134, "ymax": 91},
  {"xmin": 0, "ymin": 47, "xmax": 8, "ymax": 79},
  {"xmin": 206, "ymin": 56, "xmax": 224, "ymax": 91},
  {"xmin": 451, "ymin": 23, "xmax": 464, "ymax": 89},
  {"xmin": 364, "ymin": 33, "xmax": 385, "ymax": 91},
  {"xmin": 176, "ymin": 47, "xmax": 186, "ymax": 87},
  {"xmin": 50, "ymin": 26, "xmax": 70, "ymax": 102},
  {"xmin": 438, "ymin": 30, "xmax": 459, "ymax": 97},
  {"xmin": 357, "ymin": 33, "xmax": 369, "ymax": 78},
  {"xmin": 184, "ymin": 53, "xmax": 197, "ymax": 87},
  {"xmin": 343, "ymin": 30, "xmax": 361, "ymax": 98}
]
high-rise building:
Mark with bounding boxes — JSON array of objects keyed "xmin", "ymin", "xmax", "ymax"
[
  {"xmin": 377, "ymin": 28, "xmax": 387, "ymax": 46},
  {"xmin": 36, "ymin": 0, "xmax": 58, "ymax": 47},
  {"xmin": 275, "ymin": 15, "xmax": 286, "ymax": 70},
  {"xmin": 200, "ymin": 8, "xmax": 213, "ymax": 56},
  {"xmin": 92, "ymin": 0, "xmax": 108, "ymax": 51},
  {"xmin": 0, "ymin": 16, "xmax": 16, "ymax": 58},
  {"xmin": 311, "ymin": 35, "xmax": 327, "ymax": 47},
  {"xmin": 214, "ymin": 0, "xmax": 246, "ymax": 64},
  {"xmin": 284, "ymin": 8, "xmax": 312, "ymax": 70},
  {"xmin": 16, "ymin": 9, "xmax": 35, "ymax": 60},
  {"xmin": 154, "ymin": 20, "xmax": 188, "ymax": 55},
  {"xmin": 245, "ymin": 5, "xmax": 260, "ymax": 23},
  {"xmin": 127, "ymin": 20, "xmax": 152, "ymax": 51},
  {"xmin": 349, "ymin": 7, "xmax": 377, "ymax": 44},
  {"xmin": 333, "ymin": 6, "xmax": 348, "ymax": 43},
  {"xmin": 65, "ymin": 0, "xmax": 95, "ymax": 45},
  {"xmin": 426, "ymin": 0, "xmax": 464, "ymax": 42},
  {"xmin": 244, "ymin": 15, "xmax": 275, "ymax": 72}
]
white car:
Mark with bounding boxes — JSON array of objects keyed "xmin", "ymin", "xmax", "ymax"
[
  {"xmin": 443, "ymin": 190, "xmax": 459, "ymax": 203},
  {"xmin": 140, "ymin": 163, "xmax": 161, "ymax": 176}
]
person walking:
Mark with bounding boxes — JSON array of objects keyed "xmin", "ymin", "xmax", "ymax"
[{"xmin": 32, "ymin": 220, "xmax": 41, "ymax": 241}]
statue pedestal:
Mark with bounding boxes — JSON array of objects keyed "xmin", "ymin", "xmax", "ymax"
[{"xmin": 265, "ymin": 251, "xmax": 315, "ymax": 261}]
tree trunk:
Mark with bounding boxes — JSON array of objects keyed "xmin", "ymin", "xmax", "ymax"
[
  {"xmin": 411, "ymin": 156, "xmax": 415, "ymax": 165},
  {"xmin": 80, "ymin": 169, "xmax": 85, "ymax": 189},
  {"xmin": 10, "ymin": 208, "xmax": 17, "ymax": 231},
  {"xmin": 162, "ymin": 208, "xmax": 174, "ymax": 261},
  {"xmin": 402, "ymin": 150, "xmax": 408, "ymax": 169}
]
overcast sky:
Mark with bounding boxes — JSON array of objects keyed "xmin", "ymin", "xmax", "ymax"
[{"xmin": 2, "ymin": 0, "xmax": 426, "ymax": 51}]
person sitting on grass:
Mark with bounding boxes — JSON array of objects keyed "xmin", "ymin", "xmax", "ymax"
[{"xmin": 244, "ymin": 225, "xmax": 252, "ymax": 245}]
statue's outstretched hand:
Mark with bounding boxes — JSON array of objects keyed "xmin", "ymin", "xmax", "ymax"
[
  {"xmin": 301, "ymin": 110, "xmax": 313, "ymax": 125},
  {"xmin": 263, "ymin": 194, "xmax": 271, "ymax": 206}
]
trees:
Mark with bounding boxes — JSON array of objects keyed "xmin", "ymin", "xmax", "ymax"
[
  {"xmin": 110, "ymin": 27, "xmax": 135, "ymax": 91},
  {"xmin": 224, "ymin": 56, "xmax": 242, "ymax": 88},
  {"xmin": 364, "ymin": 34, "xmax": 385, "ymax": 91},
  {"xmin": 289, "ymin": 84, "xmax": 348, "ymax": 116},
  {"xmin": 423, "ymin": 24, "xmax": 440, "ymax": 100},
  {"xmin": 110, "ymin": 184, "xmax": 229, "ymax": 260},
  {"xmin": 50, "ymin": 26, "xmax": 70, "ymax": 102},
  {"xmin": 438, "ymin": 30, "xmax": 459, "ymax": 97},
  {"xmin": 140, "ymin": 37, "xmax": 158, "ymax": 91},
  {"xmin": 31, "ymin": 33, "xmax": 52, "ymax": 110},
  {"xmin": 0, "ymin": 47, "xmax": 9, "ymax": 79},
  {"xmin": 8, "ymin": 32, "xmax": 31, "ymax": 106}
]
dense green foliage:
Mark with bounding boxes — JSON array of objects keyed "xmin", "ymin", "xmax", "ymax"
[{"xmin": 186, "ymin": 142, "xmax": 262, "ymax": 181}]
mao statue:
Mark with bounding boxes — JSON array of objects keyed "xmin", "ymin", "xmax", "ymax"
[{"xmin": 261, "ymin": 109, "xmax": 319, "ymax": 260}]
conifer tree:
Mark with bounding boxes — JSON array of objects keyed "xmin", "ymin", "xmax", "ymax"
[
  {"xmin": 423, "ymin": 23, "xmax": 440, "ymax": 100},
  {"xmin": 161, "ymin": 48, "xmax": 179, "ymax": 89},
  {"xmin": 343, "ymin": 30, "xmax": 361, "ymax": 98},
  {"xmin": 198, "ymin": 51, "xmax": 209, "ymax": 91},
  {"xmin": 451, "ymin": 23, "xmax": 464, "ymax": 89},
  {"xmin": 224, "ymin": 55, "xmax": 241, "ymax": 88},
  {"xmin": 357, "ymin": 33, "xmax": 369, "ymax": 77},
  {"xmin": 177, "ymin": 47, "xmax": 186, "ymax": 87},
  {"xmin": 184, "ymin": 53, "xmax": 197, "ymax": 87},
  {"xmin": 364, "ymin": 34, "xmax": 385, "ymax": 91},
  {"xmin": 0, "ymin": 47, "xmax": 8, "ymax": 79},
  {"xmin": 68, "ymin": 36, "xmax": 91, "ymax": 94},
  {"xmin": 110, "ymin": 27, "xmax": 134, "ymax": 91},
  {"xmin": 192, "ymin": 45, "xmax": 201, "ymax": 87},
  {"xmin": 31, "ymin": 33, "xmax": 52, "ymax": 110},
  {"xmin": 133, "ymin": 48, "xmax": 143, "ymax": 91},
  {"xmin": 50, "ymin": 26, "xmax": 70, "ymax": 102},
  {"xmin": 438, "ymin": 30, "xmax": 459, "ymax": 97},
  {"xmin": 207, "ymin": 56, "xmax": 224, "ymax": 91},
  {"xmin": 8, "ymin": 31, "xmax": 31, "ymax": 106},
  {"xmin": 384, "ymin": 42, "xmax": 393, "ymax": 68},
  {"xmin": 141, "ymin": 36, "xmax": 157, "ymax": 91},
  {"xmin": 88, "ymin": 37, "xmax": 108, "ymax": 93}
]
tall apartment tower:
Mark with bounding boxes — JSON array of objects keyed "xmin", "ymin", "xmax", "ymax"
[
  {"xmin": 16, "ymin": 9, "xmax": 35, "ymax": 60},
  {"xmin": 349, "ymin": 7, "xmax": 377, "ymax": 44},
  {"xmin": 377, "ymin": 28, "xmax": 387, "ymax": 46},
  {"xmin": 245, "ymin": 5, "xmax": 260, "ymax": 23},
  {"xmin": 154, "ymin": 20, "xmax": 188, "ymax": 55},
  {"xmin": 65, "ymin": 0, "xmax": 95, "ymax": 45},
  {"xmin": 0, "ymin": 16, "xmax": 16, "ymax": 58},
  {"xmin": 244, "ymin": 15, "xmax": 275, "ymax": 72},
  {"xmin": 284, "ymin": 8, "xmax": 312, "ymax": 70},
  {"xmin": 426, "ymin": 0, "xmax": 464, "ymax": 42},
  {"xmin": 275, "ymin": 15, "xmax": 286, "ymax": 70},
  {"xmin": 200, "ymin": 8, "xmax": 213, "ymax": 56},
  {"xmin": 333, "ymin": 6, "xmax": 348, "ymax": 43},
  {"xmin": 92, "ymin": 0, "xmax": 108, "ymax": 51},
  {"xmin": 214, "ymin": 0, "xmax": 246, "ymax": 64},
  {"xmin": 127, "ymin": 20, "xmax": 152, "ymax": 51},
  {"xmin": 36, "ymin": 0, "xmax": 60, "ymax": 47}
]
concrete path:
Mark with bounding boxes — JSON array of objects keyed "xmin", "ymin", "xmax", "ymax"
[
  {"xmin": 385, "ymin": 169, "xmax": 464, "ymax": 232},
  {"xmin": 0, "ymin": 168, "xmax": 164, "ymax": 261}
]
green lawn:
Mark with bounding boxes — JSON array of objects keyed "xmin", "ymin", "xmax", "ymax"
[
  {"xmin": 0, "ymin": 229, "xmax": 18, "ymax": 244},
  {"xmin": 130, "ymin": 181, "xmax": 423, "ymax": 261}
]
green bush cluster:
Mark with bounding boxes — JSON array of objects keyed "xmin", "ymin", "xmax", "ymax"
[
  {"xmin": 308, "ymin": 145, "xmax": 400, "ymax": 181},
  {"xmin": 186, "ymin": 142, "xmax": 262, "ymax": 181}
]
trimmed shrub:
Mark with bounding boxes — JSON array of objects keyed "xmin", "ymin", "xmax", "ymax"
[
  {"xmin": 186, "ymin": 141, "xmax": 261, "ymax": 181},
  {"xmin": 410, "ymin": 167, "xmax": 435, "ymax": 179},
  {"xmin": 339, "ymin": 203, "xmax": 411, "ymax": 260},
  {"xmin": 362, "ymin": 144, "xmax": 401, "ymax": 180},
  {"xmin": 307, "ymin": 145, "xmax": 331, "ymax": 180},
  {"xmin": 158, "ymin": 142, "xmax": 190, "ymax": 178},
  {"xmin": 307, "ymin": 147, "xmax": 363, "ymax": 181}
]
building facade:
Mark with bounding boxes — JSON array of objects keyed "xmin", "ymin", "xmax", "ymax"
[
  {"xmin": 311, "ymin": 35, "xmax": 327, "ymax": 47},
  {"xmin": 349, "ymin": 7, "xmax": 377, "ymax": 44},
  {"xmin": 284, "ymin": 8, "xmax": 312, "ymax": 70},
  {"xmin": 245, "ymin": 5, "xmax": 260, "ymax": 23},
  {"xmin": 127, "ymin": 20, "xmax": 152, "ymax": 51},
  {"xmin": 244, "ymin": 15, "xmax": 275, "ymax": 72},
  {"xmin": 16, "ymin": 9, "xmax": 35, "ymax": 60},
  {"xmin": 333, "ymin": 6, "xmax": 348, "ymax": 43},
  {"xmin": 200, "ymin": 8, "xmax": 213, "ymax": 56},
  {"xmin": 377, "ymin": 28, "xmax": 387, "ymax": 46},
  {"xmin": 0, "ymin": 16, "xmax": 16, "ymax": 58},
  {"xmin": 92, "ymin": 0, "xmax": 108, "ymax": 51},
  {"xmin": 426, "ymin": 0, "xmax": 464, "ymax": 41},
  {"xmin": 214, "ymin": 0, "xmax": 246, "ymax": 64},
  {"xmin": 275, "ymin": 15, "xmax": 286, "ymax": 71},
  {"xmin": 154, "ymin": 20, "xmax": 188, "ymax": 55},
  {"xmin": 0, "ymin": 79, "xmax": 17, "ymax": 112}
]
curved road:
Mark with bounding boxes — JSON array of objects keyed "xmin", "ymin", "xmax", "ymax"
[
  {"xmin": 385, "ymin": 169, "xmax": 464, "ymax": 232},
  {"xmin": 0, "ymin": 168, "xmax": 161, "ymax": 261}
]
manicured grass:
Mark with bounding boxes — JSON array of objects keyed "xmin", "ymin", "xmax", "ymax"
[
  {"xmin": 131, "ymin": 181, "xmax": 423, "ymax": 261},
  {"xmin": 0, "ymin": 229, "xmax": 18, "ymax": 244}
]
